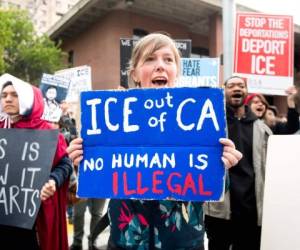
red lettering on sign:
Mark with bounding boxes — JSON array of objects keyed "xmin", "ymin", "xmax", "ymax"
[
  {"xmin": 113, "ymin": 172, "xmax": 118, "ymax": 195},
  {"xmin": 198, "ymin": 174, "xmax": 212, "ymax": 196},
  {"xmin": 167, "ymin": 172, "xmax": 182, "ymax": 195},
  {"xmin": 112, "ymin": 171, "xmax": 213, "ymax": 198},
  {"xmin": 182, "ymin": 173, "xmax": 197, "ymax": 195},
  {"xmin": 123, "ymin": 172, "xmax": 136, "ymax": 195},
  {"xmin": 152, "ymin": 170, "xmax": 163, "ymax": 194},
  {"xmin": 137, "ymin": 171, "xmax": 149, "ymax": 195}
]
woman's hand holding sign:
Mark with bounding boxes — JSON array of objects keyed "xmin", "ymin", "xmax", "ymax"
[
  {"xmin": 67, "ymin": 137, "xmax": 83, "ymax": 166},
  {"xmin": 40, "ymin": 179, "xmax": 56, "ymax": 201}
]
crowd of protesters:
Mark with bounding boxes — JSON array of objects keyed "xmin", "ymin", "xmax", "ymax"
[{"xmin": 0, "ymin": 32, "xmax": 299, "ymax": 250}]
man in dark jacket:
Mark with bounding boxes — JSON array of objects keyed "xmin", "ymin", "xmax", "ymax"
[{"xmin": 205, "ymin": 76, "xmax": 272, "ymax": 250}]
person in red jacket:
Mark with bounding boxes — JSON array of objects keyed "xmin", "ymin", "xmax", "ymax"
[{"xmin": 0, "ymin": 74, "xmax": 72, "ymax": 250}]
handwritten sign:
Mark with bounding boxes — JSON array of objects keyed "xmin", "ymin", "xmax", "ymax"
[
  {"xmin": 176, "ymin": 58, "xmax": 220, "ymax": 87},
  {"xmin": 0, "ymin": 129, "xmax": 58, "ymax": 229},
  {"xmin": 78, "ymin": 87, "xmax": 227, "ymax": 201},
  {"xmin": 120, "ymin": 38, "xmax": 191, "ymax": 89},
  {"xmin": 55, "ymin": 65, "xmax": 92, "ymax": 102},
  {"xmin": 234, "ymin": 13, "xmax": 294, "ymax": 95}
]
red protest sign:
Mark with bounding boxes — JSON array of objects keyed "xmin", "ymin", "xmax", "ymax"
[{"xmin": 234, "ymin": 13, "xmax": 294, "ymax": 95}]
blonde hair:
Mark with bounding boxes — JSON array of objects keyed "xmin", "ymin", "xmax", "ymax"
[{"xmin": 128, "ymin": 33, "xmax": 181, "ymax": 87}]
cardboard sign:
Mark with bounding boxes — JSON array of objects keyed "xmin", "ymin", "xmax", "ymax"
[
  {"xmin": 0, "ymin": 129, "xmax": 59, "ymax": 229},
  {"xmin": 78, "ymin": 87, "xmax": 227, "ymax": 201},
  {"xmin": 120, "ymin": 38, "xmax": 191, "ymax": 89},
  {"xmin": 261, "ymin": 135, "xmax": 300, "ymax": 250},
  {"xmin": 176, "ymin": 58, "xmax": 220, "ymax": 87},
  {"xmin": 40, "ymin": 73, "xmax": 70, "ymax": 122},
  {"xmin": 234, "ymin": 13, "xmax": 294, "ymax": 95},
  {"xmin": 55, "ymin": 65, "xmax": 92, "ymax": 102}
]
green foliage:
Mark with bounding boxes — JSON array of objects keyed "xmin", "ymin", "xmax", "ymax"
[{"xmin": 0, "ymin": 9, "xmax": 66, "ymax": 85}]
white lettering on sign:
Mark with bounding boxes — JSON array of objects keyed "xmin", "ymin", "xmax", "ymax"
[
  {"xmin": 244, "ymin": 17, "xmax": 267, "ymax": 28},
  {"xmin": 241, "ymin": 39, "xmax": 286, "ymax": 55},
  {"xmin": 121, "ymin": 39, "xmax": 131, "ymax": 46},
  {"xmin": 87, "ymin": 98, "xmax": 101, "ymax": 135},
  {"xmin": 176, "ymin": 98, "xmax": 219, "ymax": 131},
  {"xmin": 0, "ymin": 138, "xmax": 7, "ymax": 159},
  {"xmin": 189, "ymin": 153, "xmax": 209, "ymax": 170},
  {"xmin": 176, "ymin": 42, "xmax": 187, "ymax": 50},
  {"xmin": 144, "ymin": 92, "xmax": 173, "ymax": 109},
  {"xmin": 0, "ymin": 185, "xmax": 39, "ymax": 216},
  {"xmin": 21, "ymin": 142, "xmax": 40, "ymax": 161},
  {"xmin": 83, "ymin": 157, "xmax": 104, "ymax": 171},
  {"xmin": 0, "ymin": 163, "xmax": 9, "ymax": 185},
  {"xmin": 104, "ymin": 97, "xmax": 119, "ymax": 131},
  {"xmin": 268, "ymin": 18, "xmax": 284, "ymax": 29},
  {"xmin": 112, "ymin": 153, "xmax": 176, "ymax": 169},
  {"xmin": 124, "ymin": 97, "xmax": 139, "ymax": 133},
  {"xmin": 251, "ymin": 55, "xmax": 275, "ymax": 74},
  {"xmin": 85, "ymin": 94, "xmax": 220, "ymax": 134}
]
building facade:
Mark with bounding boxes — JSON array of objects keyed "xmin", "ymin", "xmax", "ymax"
[
  {"xmin": 0, "ymin": 0, "xmax": 79, "ymax": 34},
  {"xmin": 48, "ymin": 0, "xmax": 300, "ymax": 114}
]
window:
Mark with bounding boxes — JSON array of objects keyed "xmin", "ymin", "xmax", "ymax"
[
  {"xmin": 68, "ymin": 50, "xmax": 74, "ymax": 67},
  {"xmin": 133, "ymin": 28, "xmax": 148, "ymax": 39},
  {"xmin": 191, "ymin": 47, "xmax": 209, "ymax": 58}
]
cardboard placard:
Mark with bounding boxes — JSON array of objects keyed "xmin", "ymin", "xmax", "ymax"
[
  {"xmin": 234, "ymin": 13, "xmax": 294, "ymax": 95},
  {"xmin": 0, "ymin": 129, "xmax": 58, "ymax": 229}
]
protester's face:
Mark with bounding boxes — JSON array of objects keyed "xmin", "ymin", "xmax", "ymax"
[
  {"xmin": 225, "ymin": 77, "xmax": 247, "ymax": 108},
  {"xmin": 250, "ymin": 96, "xmax": 266, "ymax": 118},
  {"xmin": 264, "ymin": 109, "xmax": 276, "ymax": 128},
  {"xmin": 46, "ymin": 87, "xmax": 57, "ymax": 101},
  {"xmin": 132, "ymin": 46, "xmax": 178, "ymax": 88},
  {"xmin": 0, "ymin": 85, "xmax": 20, "ymax": 115}
]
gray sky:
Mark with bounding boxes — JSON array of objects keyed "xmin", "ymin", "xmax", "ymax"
[{"xmin": 237, "ymin": 0, "xmax": 299, "ymax": 25}]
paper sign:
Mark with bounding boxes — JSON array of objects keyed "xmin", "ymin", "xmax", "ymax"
[
  {"xmin": 55, "ymin": 65, "xmax": 92, "ymax": 102},
  {"xmin": 176, "ymin": 58, "xmax": 220, "ymax": 87},
  {"xmin": 234, "ymin": 13, "xmax": 294, "ymax": 95}
]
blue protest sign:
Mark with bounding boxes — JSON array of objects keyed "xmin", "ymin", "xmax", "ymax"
[
  {"xmin": 78, "ymin": 87, "xmax": 227, "ymax": 201},
  {"xmin": 177, "ymin": 58, "xmax": 220, "ymax": 88}
]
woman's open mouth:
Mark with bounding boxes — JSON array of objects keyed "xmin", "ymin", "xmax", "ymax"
[
  {"xmin": 151, "ymin": 78, "xmax": 168, "ymax": 86},
  {"xmin": 256, "ymin": 107, "xmax": 264, "ymax": 113}
]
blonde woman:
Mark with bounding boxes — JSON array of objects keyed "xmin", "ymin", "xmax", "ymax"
[{"xmin": 67, "ymin": 33, "xmax": 242, "ymax": 250}]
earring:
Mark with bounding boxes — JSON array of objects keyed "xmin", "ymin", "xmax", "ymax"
[{"xmin": 134, "ymin": 81, "xmax": 141, "ymax": 88}]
